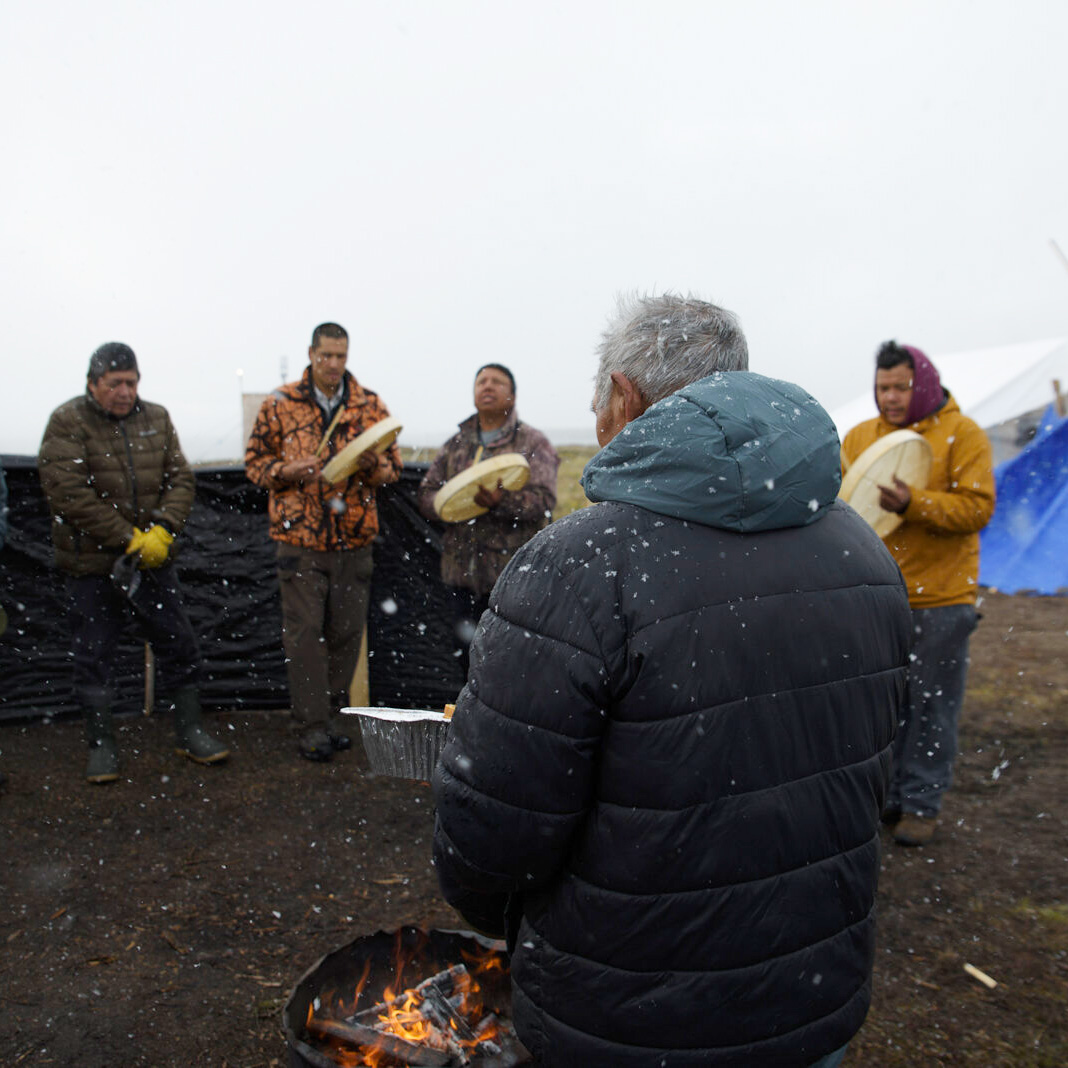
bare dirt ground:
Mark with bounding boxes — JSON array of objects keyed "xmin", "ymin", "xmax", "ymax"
[{"xmin": 1, "ymin": 590, "xmax": 1066, "ymax": 1068}]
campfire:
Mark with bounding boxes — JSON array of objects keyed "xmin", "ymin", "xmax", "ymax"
[{"xmin": 284, "ymin": 927, "xmax": 531, "ymax": 1068}]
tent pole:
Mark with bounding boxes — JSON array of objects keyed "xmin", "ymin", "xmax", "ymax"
[{"xmin": 1049, "ymin": 238, "xmax": 1068, "ymax": 276}]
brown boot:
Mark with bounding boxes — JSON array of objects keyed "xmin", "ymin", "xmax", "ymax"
[{"xmin": 894, "ymin": 813, "xmax": 937, "ymax": 846}]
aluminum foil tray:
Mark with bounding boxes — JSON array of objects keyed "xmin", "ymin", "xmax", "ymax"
[{"xmin": 343, "ymin": 707, "xmax": 450, "ymax": 780}]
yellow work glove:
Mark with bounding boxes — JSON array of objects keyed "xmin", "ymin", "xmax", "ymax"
[
  {"xmin": 138, "ymin": 524, "xmax": 174, "ymax": 569},
  {"xmin": 126, "ymin": 527, "xmax": 148, "ymax": 558}
]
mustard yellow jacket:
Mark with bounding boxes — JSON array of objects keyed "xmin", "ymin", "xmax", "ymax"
[{"xmin": 841, "ymin": 393, "xmax": 995, "ymax": 608}]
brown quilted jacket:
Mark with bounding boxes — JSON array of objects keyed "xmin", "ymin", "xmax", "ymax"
[
  {"xmin": 245, "ymin": 368, "xmax": 402, "ymax": 550},
  {"xmin": 38, "ymin": 393, "xmax": 195, "ymax": 576}
]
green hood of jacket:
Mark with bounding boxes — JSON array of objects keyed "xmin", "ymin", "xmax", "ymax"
[{"xmin": 581, "ymin": 372, "xmax": 842, "ymax": 532}]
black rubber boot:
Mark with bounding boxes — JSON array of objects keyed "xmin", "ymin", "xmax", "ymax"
[
  {"xmin": 298, "ymin": 725, "xmax": 334, "ymax": 763},
  {"xmin": 173, "ymin": 686, "xmax": 230, "ymax": 765},
  {"xmin": 85, "ymin": 701, "xmax": 119, "ymax": 784}
]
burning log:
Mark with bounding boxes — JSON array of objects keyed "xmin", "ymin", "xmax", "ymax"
[
  {"xmin": 308, "ymin": 964, "xmax": 510, "ymax": 1066},
  {"xmin": 472, "ymin": 1015, "xmax": 500, "ymax": 1042},
  {"xmin": 285, "ymin": 927, "xmax": 530, "ymax": 1067},
  {"xmin": 305, "ymin": 1016, "xmax": 452, "ymax": 1067},
  {"xmin": 420, "ymin": 985, "xmax": 503, "ymax": 1058},
  {"xmin": 352, "ymin": 964, "xmax": 471, "ymax": 1026},
  {"xmin": 422, "ymin": 984, "xmax": 479, "ymax": 1041}
]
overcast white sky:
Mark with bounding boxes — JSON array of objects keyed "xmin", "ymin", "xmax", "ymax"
[{"xmin": 3, "ymin": 0, "xmax": 1068, "ymax": 460}]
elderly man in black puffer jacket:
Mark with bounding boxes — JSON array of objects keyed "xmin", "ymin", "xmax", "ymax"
[{"xmin": 432, "ymin": 294, "xmax": 912, "ymax": 1068}]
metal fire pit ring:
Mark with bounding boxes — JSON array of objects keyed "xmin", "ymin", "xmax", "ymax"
[{"xmin": 284, "ymin": 926, "xmax": 530, "ymax": 1068}]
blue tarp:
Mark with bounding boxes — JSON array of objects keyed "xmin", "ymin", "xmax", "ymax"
[{"xmin": 980, "ymin": 406, "xmax": 1068, "ymax": 595}]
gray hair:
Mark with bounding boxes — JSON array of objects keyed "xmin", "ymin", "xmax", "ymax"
[{"xmin": 593, "ymin": 293, "xmax": 749, "ymax": 410}]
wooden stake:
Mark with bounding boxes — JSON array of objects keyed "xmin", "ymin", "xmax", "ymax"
[{"xmin": 144, "ymin": 643, "xmax": 155, "ymax": 716}]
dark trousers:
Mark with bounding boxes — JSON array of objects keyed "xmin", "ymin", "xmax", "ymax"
[
  {"xmin": 277, "ymin": 545, "xmax": 373, "ymax": 729},
  {"xmin": 447, "ymin": 586, "xmax": 491, "ymax": 681},
  {"xmin": 67, "ymin": 565, "xmax": 200, "ymax": 707},
  {"xmin": 889, "ymin": 604, "xmax": 978, "ymax": 818}
]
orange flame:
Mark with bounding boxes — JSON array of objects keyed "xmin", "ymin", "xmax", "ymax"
[
  {"xmin": 306, "ymin": 933, "xmax": 510, "ymax": 1065},
  {"xmin": 377, "ymin": 983, "xmax": 435, "ymax": 1045}
]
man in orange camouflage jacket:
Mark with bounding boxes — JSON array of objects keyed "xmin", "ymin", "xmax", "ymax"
[{"xmin": 246, "ymin": 322, "xmax": 401, "ymax": 762}]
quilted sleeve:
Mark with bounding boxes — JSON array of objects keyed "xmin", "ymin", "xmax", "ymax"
[
  {"xmin": 244, "ymin": 396, "xmax": 287, "ymax": 490},
  {"xmin": 903, "ymin": 418, "xmax": 995, "ymax": 535},
  {"xmin": 38, "ymin": 406, "xmax": 133, "ymax": 547},
  {"xmin": 417, "ymin": 445, "xmax": 451, "ymax": 522},
  {"xmin": 432, "ymin": 536, "xmax": 615, "ymax": 905}
]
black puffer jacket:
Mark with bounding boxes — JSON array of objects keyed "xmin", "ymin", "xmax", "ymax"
[
  {"xmin": 433, "ymin": 373, "xmax": 912, "ymax": 1067},
  {"xmin": 38, "ymin": 393, "xmax": 194, "ymax": 576}
]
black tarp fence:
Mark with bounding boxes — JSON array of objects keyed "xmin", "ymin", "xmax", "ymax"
[{"xmin": 0, "ymin": 456, "xmax": 464, "ymax": 723}]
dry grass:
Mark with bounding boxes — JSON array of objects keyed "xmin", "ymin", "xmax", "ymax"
[
  {"xmin": 400, "ymin": 444, "xmax": 442, "ymax": 466},
  {"xmin": 553, "ymin": 445, "xmax": 598, "ymax": 517}
]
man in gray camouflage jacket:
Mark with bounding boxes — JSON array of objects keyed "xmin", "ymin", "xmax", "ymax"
[{"xmin": 418, "ymin": 364, "xmax": 558, "ymax": 668}]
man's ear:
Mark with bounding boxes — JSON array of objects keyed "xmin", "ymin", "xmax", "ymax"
[{"xmin": 610, "ymin": 371, "xmax": 649, "ymax": 424}]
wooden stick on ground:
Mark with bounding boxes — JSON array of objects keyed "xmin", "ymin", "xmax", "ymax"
[{"xmin": 963, "ymin": 962, "xmax": 998, "ymax": 989}]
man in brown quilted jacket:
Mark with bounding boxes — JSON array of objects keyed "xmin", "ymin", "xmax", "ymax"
[
  {"xmin": 38, "ymin": 342, "xmax": 230, "ymax": 784},
  {"xmin": 245, "ymin": 323, "xmax": 402, "ymax": 762}
]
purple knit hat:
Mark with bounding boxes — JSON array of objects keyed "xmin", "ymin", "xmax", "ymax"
[{"xmin": 901, "ymin": 345, "xmax": 945, "ymax": 424}]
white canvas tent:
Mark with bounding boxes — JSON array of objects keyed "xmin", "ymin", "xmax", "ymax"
[{"xmin": 828, "ymin": 337, "xmax": 1068, "ymax": 441}]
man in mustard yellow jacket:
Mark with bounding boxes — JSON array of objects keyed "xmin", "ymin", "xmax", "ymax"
[{"xmin": 842, "ymin": 341, "xmax": 995, "ymax": 846}]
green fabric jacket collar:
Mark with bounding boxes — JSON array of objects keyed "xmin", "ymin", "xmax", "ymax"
[{"xmin": 581, "ymin": 371, "xmax": 842, "ymax": 532}]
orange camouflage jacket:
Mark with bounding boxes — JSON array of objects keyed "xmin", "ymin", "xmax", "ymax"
[{"xmin": 245, "ymin": 368, "xmax": 402, "ymax": 551}]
